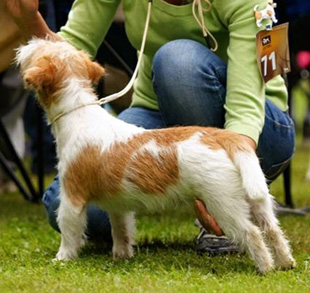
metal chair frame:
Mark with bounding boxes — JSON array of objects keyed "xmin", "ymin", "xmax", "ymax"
[{"xmin": 0, "ymin": 107, "xmax": 44, "ymax": 202}]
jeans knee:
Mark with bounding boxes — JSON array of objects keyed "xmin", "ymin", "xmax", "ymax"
[
  {"xmin": 152, "ymin": 40, "xmax": 226, "ymax": 106},
  {"xmin": 153, "ymin": 39, "xmax": 213, "ymax": 79},
  {"xmin": 152, "ymin": 40, "xmax": 226, "ymax": 127},
  {"xmin": 153, "ymin": 39, "xmax": 225, "ymax": 78}
]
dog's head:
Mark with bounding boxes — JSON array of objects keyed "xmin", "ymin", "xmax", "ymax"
[{"xmin": 16, "ymin": 38, "xmax": 105, "ymax": 108}]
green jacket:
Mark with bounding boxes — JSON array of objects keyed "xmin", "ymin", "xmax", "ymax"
[{"xmin": 59, "ymin": 0, "xmax": 288, "ymax": 144}]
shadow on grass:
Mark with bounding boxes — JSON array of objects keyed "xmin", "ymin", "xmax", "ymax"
[{"xmin": 77, "ymin": 237, "xmax": 255, "ymax": 276}]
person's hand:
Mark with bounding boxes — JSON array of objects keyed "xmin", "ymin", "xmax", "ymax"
[
  {"xmin": 240, "ymin": 135, "xmax": 257, "ymax": 150},
  {"xmin": 3, "ymin": 0, "xmax": 39, "ymax": 27},
  {"xmin": 3, "ymin": 0, "xmax": 54, "ymax": 40}
]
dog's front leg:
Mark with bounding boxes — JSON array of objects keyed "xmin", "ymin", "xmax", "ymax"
[
  {"xmin": 109, "ymin": 211, "xmax": 135, "ymax": 260},
  {"xmin": 55, "ymin": 193, "xmax": 87, "ymax": 261}
]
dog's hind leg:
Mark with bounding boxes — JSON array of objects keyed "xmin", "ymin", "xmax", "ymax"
[
  {"xmin": 250, "ymin": 195, "xmax": 296, "ymax": 270},
  {"xmin": 109, "ymin": 211, "xmax": 135, "ymax": 260},
  {"xmin": 55, "ymin": 193, "xmax": 87, "ymax": 261},
  {"xmin": 200, "ymin": 192, "xmax": 274, "ymax": 273}
]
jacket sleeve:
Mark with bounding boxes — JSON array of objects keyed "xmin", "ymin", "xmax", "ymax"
[
  {"xmin": 215, "ymin": 0, "xmax": 270, "ymax": 145},
  {"xmin": 58, "ymin": 0, "xmax": 121, "ymax": 58}
]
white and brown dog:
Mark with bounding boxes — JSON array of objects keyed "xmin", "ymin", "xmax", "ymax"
[{"xmin": 17, "ymin": 38, "xmax": 295, "ymax": 273}]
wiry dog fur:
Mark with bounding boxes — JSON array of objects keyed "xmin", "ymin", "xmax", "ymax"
[{"xmin": 17, "ymin": 38, "xmax": 295, "ymax": 273}]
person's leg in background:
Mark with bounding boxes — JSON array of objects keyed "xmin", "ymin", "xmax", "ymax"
[{"xmin": 152, "ymin": 39, "xmax": 295, "ymax": 254}]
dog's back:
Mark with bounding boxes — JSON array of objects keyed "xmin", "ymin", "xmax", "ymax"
[{"xmin": 61, "ymin": 125, "xmax": 264, "ymax": 213}]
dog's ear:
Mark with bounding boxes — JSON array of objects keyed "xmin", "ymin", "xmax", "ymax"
[
  {"xmin": 85, "ymin": 59, "xmax": 105, "ymax": 83},
  {"xmin": 23, "ymin": 56, "xmax": 59, "ymax": 90}
]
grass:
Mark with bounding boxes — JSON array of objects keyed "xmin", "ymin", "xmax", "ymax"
[
  {"xmin": 1, "ymin": 90, "xmax": 310, "ymax": 292},
  {"xmin": 0, "ymin": 144, "xmax": 309, "ymax": 293}
]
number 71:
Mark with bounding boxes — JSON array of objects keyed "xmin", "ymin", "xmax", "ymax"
[{"xmin": 261, "ymin": 51, "xmax": 276, "ymax": 77}]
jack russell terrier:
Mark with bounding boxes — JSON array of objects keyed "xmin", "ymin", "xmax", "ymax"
[{"xmin": 17, "ymin": 38, "xmax": 295, "ymax": 273}]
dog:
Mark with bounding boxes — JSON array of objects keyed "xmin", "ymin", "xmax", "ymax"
[
  {"xmin": 254, "ymin": 2, "xmax": 278, "ymax": 30},
  {"xmin": 16, "ymin": 38, "xmax": 295, "ymax": 273}
]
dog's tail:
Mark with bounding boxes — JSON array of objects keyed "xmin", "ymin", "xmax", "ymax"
[{"xmin": 233, "ymin": 151, "xmax": 269, "ymax": 202}]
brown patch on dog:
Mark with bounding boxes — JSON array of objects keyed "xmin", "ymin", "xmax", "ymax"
[
  {"xmin": 141, "ymin": 126, "xmax": 216, "ymax": 146},
  {"xmin": 64, "ymin": 139, "xmax": 179, "ymax": 206},
  {"xmin": 63, "ymin": 127, "xmax": 202, "ymax": 207},
  {"xmin": 24, "ymin": 56, "xmax": 63, "ymax": 108},
  {"xmin": 84, "ymin": 58, "xmax": 105, "ymax": 83},
  {"xmin": 149, "ymin": 126, "xmax": 252, "ymax": 159},
  {"xmin": 200, "ymin": 130, "xmax": 253, "ymax": 160},
  {"xmin": 64, "ymin": 142, "xmax": 144, "ymax": 207},
  {"xmin": 126, "ymin": 145, "xmax": 179, "ymax": 194},
  {"xmin": 64, "ymin": 126, "xmax": 251, "ymax": 207}
]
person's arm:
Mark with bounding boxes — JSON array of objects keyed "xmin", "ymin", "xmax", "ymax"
[
  {"xmin": 214, "ymin": 0, "xmax": 270, "ymax": 147},
  {"xmin": 3, "ymin": 0, "xmax": 57, "ymax": 40},
  {"xmin": 4, "ymin": 0, "xmax": 121, "ymax": 58},
  {"xmin": 58, "ymin": 0, "xmax": 121, "ymax": 58}
]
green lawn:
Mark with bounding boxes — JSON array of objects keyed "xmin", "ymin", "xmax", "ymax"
[
  {"xmin": 0, "ymin": 142, "xmax": 309, "ymax": 292},
  {"xmin": 2, "ymin": 85, "xmax": 310, "ymax": 293}
]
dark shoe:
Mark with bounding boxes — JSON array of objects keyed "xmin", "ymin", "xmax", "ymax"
[{"xmin": 196, "ymin": 227, "xmax": 239, "ymax": 256}]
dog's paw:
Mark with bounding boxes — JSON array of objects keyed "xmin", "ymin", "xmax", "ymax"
[
  {"xmin": 113, "ymin": 244, "xmax": 134, "ymax": 260},
  {"xmin": 277, "ymin": 257, "xmax": 296, "ymax": 271},
  {"xmin": 257, "ymin": 262, "xmax": 275, "ymax": 275},
  {"xmin": 54, "ymin": 248, "xmax": 77, "ymax": 262}
]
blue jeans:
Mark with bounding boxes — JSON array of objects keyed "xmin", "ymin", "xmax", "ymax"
[{"xmin": 43, "ymin": 39, "xmax": 295, "ymax": 241}]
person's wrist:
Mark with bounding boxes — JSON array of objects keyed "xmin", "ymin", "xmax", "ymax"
[
  {"xmin": 18, "ymin": 12, "xmax": 52, "ymax": 40},
  {"xmin": 240, "ymin": 135, "xmax": 256, "ymax": 150}
]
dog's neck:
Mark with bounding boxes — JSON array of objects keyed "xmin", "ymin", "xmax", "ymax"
[
  {"xmin": 46, "ymin": 78, "xmax": 144, "ymax": 160},
  {"xmin": 46, "ymin": 79, "xmax": 105, "ymax": 152},
  {"xmin": 45, "ymin": 79, "xmax": 97, "ymax": 125}
]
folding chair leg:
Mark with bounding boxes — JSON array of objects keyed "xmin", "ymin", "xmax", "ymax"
[
  {"xmin": 278, "ymin": 162, "xmax": 310, "ymax": 215},
  {"xmin": 0, "ymin": 151, "xmax": 31, "ymax": 201},
  {"xmin": 283, "ymin": 162, "xmax": 293, "ymax": 208},
  {"xmin": 0, "ymin": 118, "xmax": 39, "ymax": 202},
  {"xmin": 36, "ymin": 106, "xmax": 45, "ymax": 197}
]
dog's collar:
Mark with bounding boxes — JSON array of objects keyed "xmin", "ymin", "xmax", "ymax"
[{"xmin": 50, "ymin": 101, "xmax": 101, "ymax": 125}]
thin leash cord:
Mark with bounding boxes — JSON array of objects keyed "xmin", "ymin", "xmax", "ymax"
[
  {"xmin": 192, "ymin": 0, "xmax": 218, "ymax": 52},
  {"xmin": 50, "ymin": 0, "xmax": 153, "ymax": 125},
  {"xmin": 97, "ymin": 0, "xmax": 153, "ymax": 105}
]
